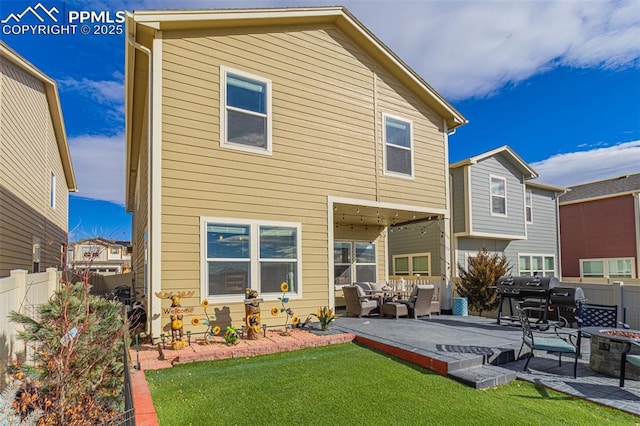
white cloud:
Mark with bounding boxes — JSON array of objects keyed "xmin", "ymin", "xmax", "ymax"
[
  {"xmin": 531, "ymin": 140, "xmax": 640, "ymax": 187},
  {"xmin": 342, "ymin": 0, "xmax": 640, "ymax": 100},
  {"xmin": 58, "ymin": 76, "xmax": 125, "ymax": 122},
  {"xmin": 68, "ymin": 134, "xmax": 125, "ymax": 205}
]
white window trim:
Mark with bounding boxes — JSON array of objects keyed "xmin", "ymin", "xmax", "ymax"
[
  {"xmin": 490, "ymin": 175, "xmax": 507, "ymax": 217},
  {"xmin": 392, "ymin": 252, "xmax": 431, "ymax": 275},
  {"xmin": 219, "ymin": 65, "xmax": 273, "ymax": 155},
  {"xmin": 334, "ymin": 241, "xmax": 352, "ymax": 286},
  {"xmin": 50, "ymin": 172, "xmax": 56, "ymax": 209},
  {"xmin": 382, "ymin": 112, "xmax": 414, "ymax": 179},
  {"xmin": 518, "ymin": 253, "xmax": 556, "ymax": 277},
  {"xmin": 525, "ymin": 189, "xmax": 533, "ymax": 224},
  {"xmin": 579, "ymin": 257, "xmax": 636, "ymax": 278},
  {"xmin": 334, "ymin": 240, "xmax": 377, "ymax": 285},
  {"xmin": 200, "ymin": 217, "xmax": 302, "ymax": 304}
]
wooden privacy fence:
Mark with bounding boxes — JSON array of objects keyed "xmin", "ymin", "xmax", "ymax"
[{"xmin": 0, "ymin": 268, "xmax": 59, "ymax": 364}]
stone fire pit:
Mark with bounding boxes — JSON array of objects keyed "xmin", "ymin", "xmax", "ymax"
[{"xmin": 582, "ymin": 327, "xmax": 640, "ymax": 381}]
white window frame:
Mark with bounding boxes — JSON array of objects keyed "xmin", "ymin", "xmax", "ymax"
[
  {"xmin": 50, "ymin": 172, "xmax": 56, "ymax": 209},
  {"xmin": 334, "ymin": 241, "xmax": 352, "ymax": 286},
  {"xmin": 220, "ymin": 66, "xmax": 272, "ymax": 155},
  {"xmin": 518, "ymin": 254, "xmax": 556, "ymax": 277},
  {"xmin": 382, "ymin": 113, "xmax": 414, "ymax": 179},
  {"xmin": 580, "ymin": 258, "xmax": 636, "ymax": 278},
  {"xmin": 334, "ymin": 240, "xmax": 377, "ymax": 285},
  {"xmin": 200, "ymin": 217, "xmax": 302, "ymax": 303},
  {"xmin": 525, "ymin": 189, "xmax": 533, "ymax": 223},
  {"xmin": 490, "ymin": 175, "xmax": 507, "ymax": 217},
  {"xmin": 392, "ymin": 253, "xmax": 431, "ymax": 276}
]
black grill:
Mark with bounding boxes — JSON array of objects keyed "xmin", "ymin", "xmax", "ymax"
[
  {"xmin": 549, "ymin": 286, "xmax": 585, "ymax": 305},
  {"xmin": 495, "ymin": 275, "xmax": 559, "ymax": 325},
  {"xmin": 549, "ymin": 287, "xmax": 586, "ymax": 327}
]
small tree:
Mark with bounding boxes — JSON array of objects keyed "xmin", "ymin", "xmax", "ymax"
[
  {"xmin": 456, "ymin": 247, "xmax": 510, "ymax": 316},
  {"xmin": 8, "ymin": 281, "xmax": 126, "ymax": 424}
]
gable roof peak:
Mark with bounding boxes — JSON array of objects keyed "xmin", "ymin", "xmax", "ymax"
[{"xmin": 450, "ymin": 145, "xmax": 538, "ymax": 179}]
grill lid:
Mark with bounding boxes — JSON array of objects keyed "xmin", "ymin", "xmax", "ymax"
[
  {"xmin": 549, "ymin": 286, "xmax": 585, "ymax": 304},
  {"xmin": 495, "ymin": 275, "xmax": 560, "ymax": 295}
]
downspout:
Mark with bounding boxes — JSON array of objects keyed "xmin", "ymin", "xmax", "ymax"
[
  {"xmin": 126, "ymin": 30, "xmax": 157, "ymax": 340},
  {"xmin": 556, "ymin": 190, "xmax": 566, "ymax": 280}
]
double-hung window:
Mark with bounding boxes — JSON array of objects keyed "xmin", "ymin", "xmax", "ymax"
[
  {"xmin": 525, "ymin": 189, "xmax": 533, "ymax": 223},
  {"xmin": 220, "ymin": 66, "xmax": 272, "ymax": 154},
  {"xmin": 383, "ymin": 113, "xmax": 413, "ymax": 177},
  {"xmin": 490, "ymin": 176, "xmax": 507, "ymax": 216},
  {"xmin": 203, "ymin": 218, "xmax": 301, "ymax": 301},
  {"xmin": 333, "ymin": 241, "xmax": 377, "ymax": 284}
]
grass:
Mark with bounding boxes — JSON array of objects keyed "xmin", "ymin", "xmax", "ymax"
[{"xmin": 145, "ymin": 343, "xmax": 637, "ymax": 425}]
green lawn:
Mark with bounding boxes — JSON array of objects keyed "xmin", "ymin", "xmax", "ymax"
[{"xmin": 145, "ymin": 343, "xmax": 637, "ymax": 425}]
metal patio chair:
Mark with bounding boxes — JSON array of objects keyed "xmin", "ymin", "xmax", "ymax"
[{"xmin": 516, "ymin": 306, "xmax": 579, "ymax": 378}]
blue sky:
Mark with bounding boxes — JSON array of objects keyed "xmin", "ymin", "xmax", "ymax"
[{"xmin": 1, "ymin": 0, "xmax": 639, "ymax": 241}]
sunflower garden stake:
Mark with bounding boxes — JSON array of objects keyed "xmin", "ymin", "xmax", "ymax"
[
  {"xmin": 271, "ymin": 281, "xmax": 299, "ymax": 335},
  {"xmin": 191, "ymin": 299, "xmax": 220, "ymax": 344}
]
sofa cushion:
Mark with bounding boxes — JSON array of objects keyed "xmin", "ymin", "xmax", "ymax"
[
  {"xmin": 370, "ymin": 282, "xmax": 386, "ymax": 292},
  {"xmin": 355, "ymin": 285, "xmax": 367, "ymax": 298}
]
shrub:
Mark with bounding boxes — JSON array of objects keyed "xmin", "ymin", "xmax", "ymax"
[
  {"xmin": 456, "ymin": 247, "xmax": 510, "ymax": 316},
  {"xmin": 8, "ymin": 282, "xmax": 126, "ymax": 424}
]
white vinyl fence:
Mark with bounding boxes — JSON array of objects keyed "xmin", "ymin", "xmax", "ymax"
[
  {"xmin": 559, "ymin": 281, "xmax": 640, "ymax": 329},
  {"xmin": 0, "ymin": 268, "xmax": 59, "ymax": 363}
]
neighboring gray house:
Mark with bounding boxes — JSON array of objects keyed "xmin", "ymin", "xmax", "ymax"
[{"xmin": 389, "ymin": 146, "xmax": 566, "ymax": 279}]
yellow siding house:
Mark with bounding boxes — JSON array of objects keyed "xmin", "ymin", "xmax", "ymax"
[
  {"xmin": 125, "ymin": 7, "xmax": 466, "ymax": 340},
  {"xmin": 0, "ymin": 41, "xmax": 77, "ymax": 277}
]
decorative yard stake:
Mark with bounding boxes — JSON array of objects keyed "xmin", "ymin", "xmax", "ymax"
[
  {"xmin": 271, "ymin": 282, "xmax": 299, "ymax": 335},
  {"xmin": 244, "ymin": 288, "xmax": 263, "ymax": 340},
  {"xmin": 155, "ymin": 290, "xmax": 195, "ymax": 350},
  {"xmin": 191, "ymin": 299, "xmax": 220, "ymax": 343}
]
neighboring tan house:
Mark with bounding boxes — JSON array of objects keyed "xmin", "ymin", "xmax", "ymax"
[
  {"xmin": 0, "ymin": 41, "xmax": 77, "ymax": 277},
  {"xmin": 125, "ymin": 7, "xmax": 466, "ymax": 339},
  {"xmin": 559, "ymin": 173, "xmax": 640, "ymax": 280},
  {"xmin": 67, "ymin": 238, "xmax": 132, "ymax": 275},
  {"xmin": 389, "ymin": 146, "xmax": 565, "ymax": 282}
]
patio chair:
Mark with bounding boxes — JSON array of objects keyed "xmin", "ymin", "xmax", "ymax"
[
  {"xmin": 577, "ymin": 302, "xmax": 629, "ymax": 339},
  {"xmin": 343, "ymin": 286, "xmax": 379, "ymax": 318},
  {"xmin": 620, "ymin": 341, "xmax": 640, "ymax": 387},
  {"xmin": 516, "ymin": 306, "xmax": 579, "ymax": 378},
  {"xmin": 396, "ymin": 285, "xmax": 435, "ymax": 319}
]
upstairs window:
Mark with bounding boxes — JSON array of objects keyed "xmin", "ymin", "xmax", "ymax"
[
  {"xmin": 220, "ymin": 66, "xmax": 272, "ymax": 154},
  {"xmin": 525, "ymin": 189, "xmax": 533, "ymax": 223},
  {"xmin": 50, "ymin": 172, "xmax": 56, "ymax": 209},
  {"xmin": 383, "ymin": 114, "xmax": 413, "ymax": 177},
  {"xmin": 490, "ymin": 176, "xmax": 507, "ymax": 216}
]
